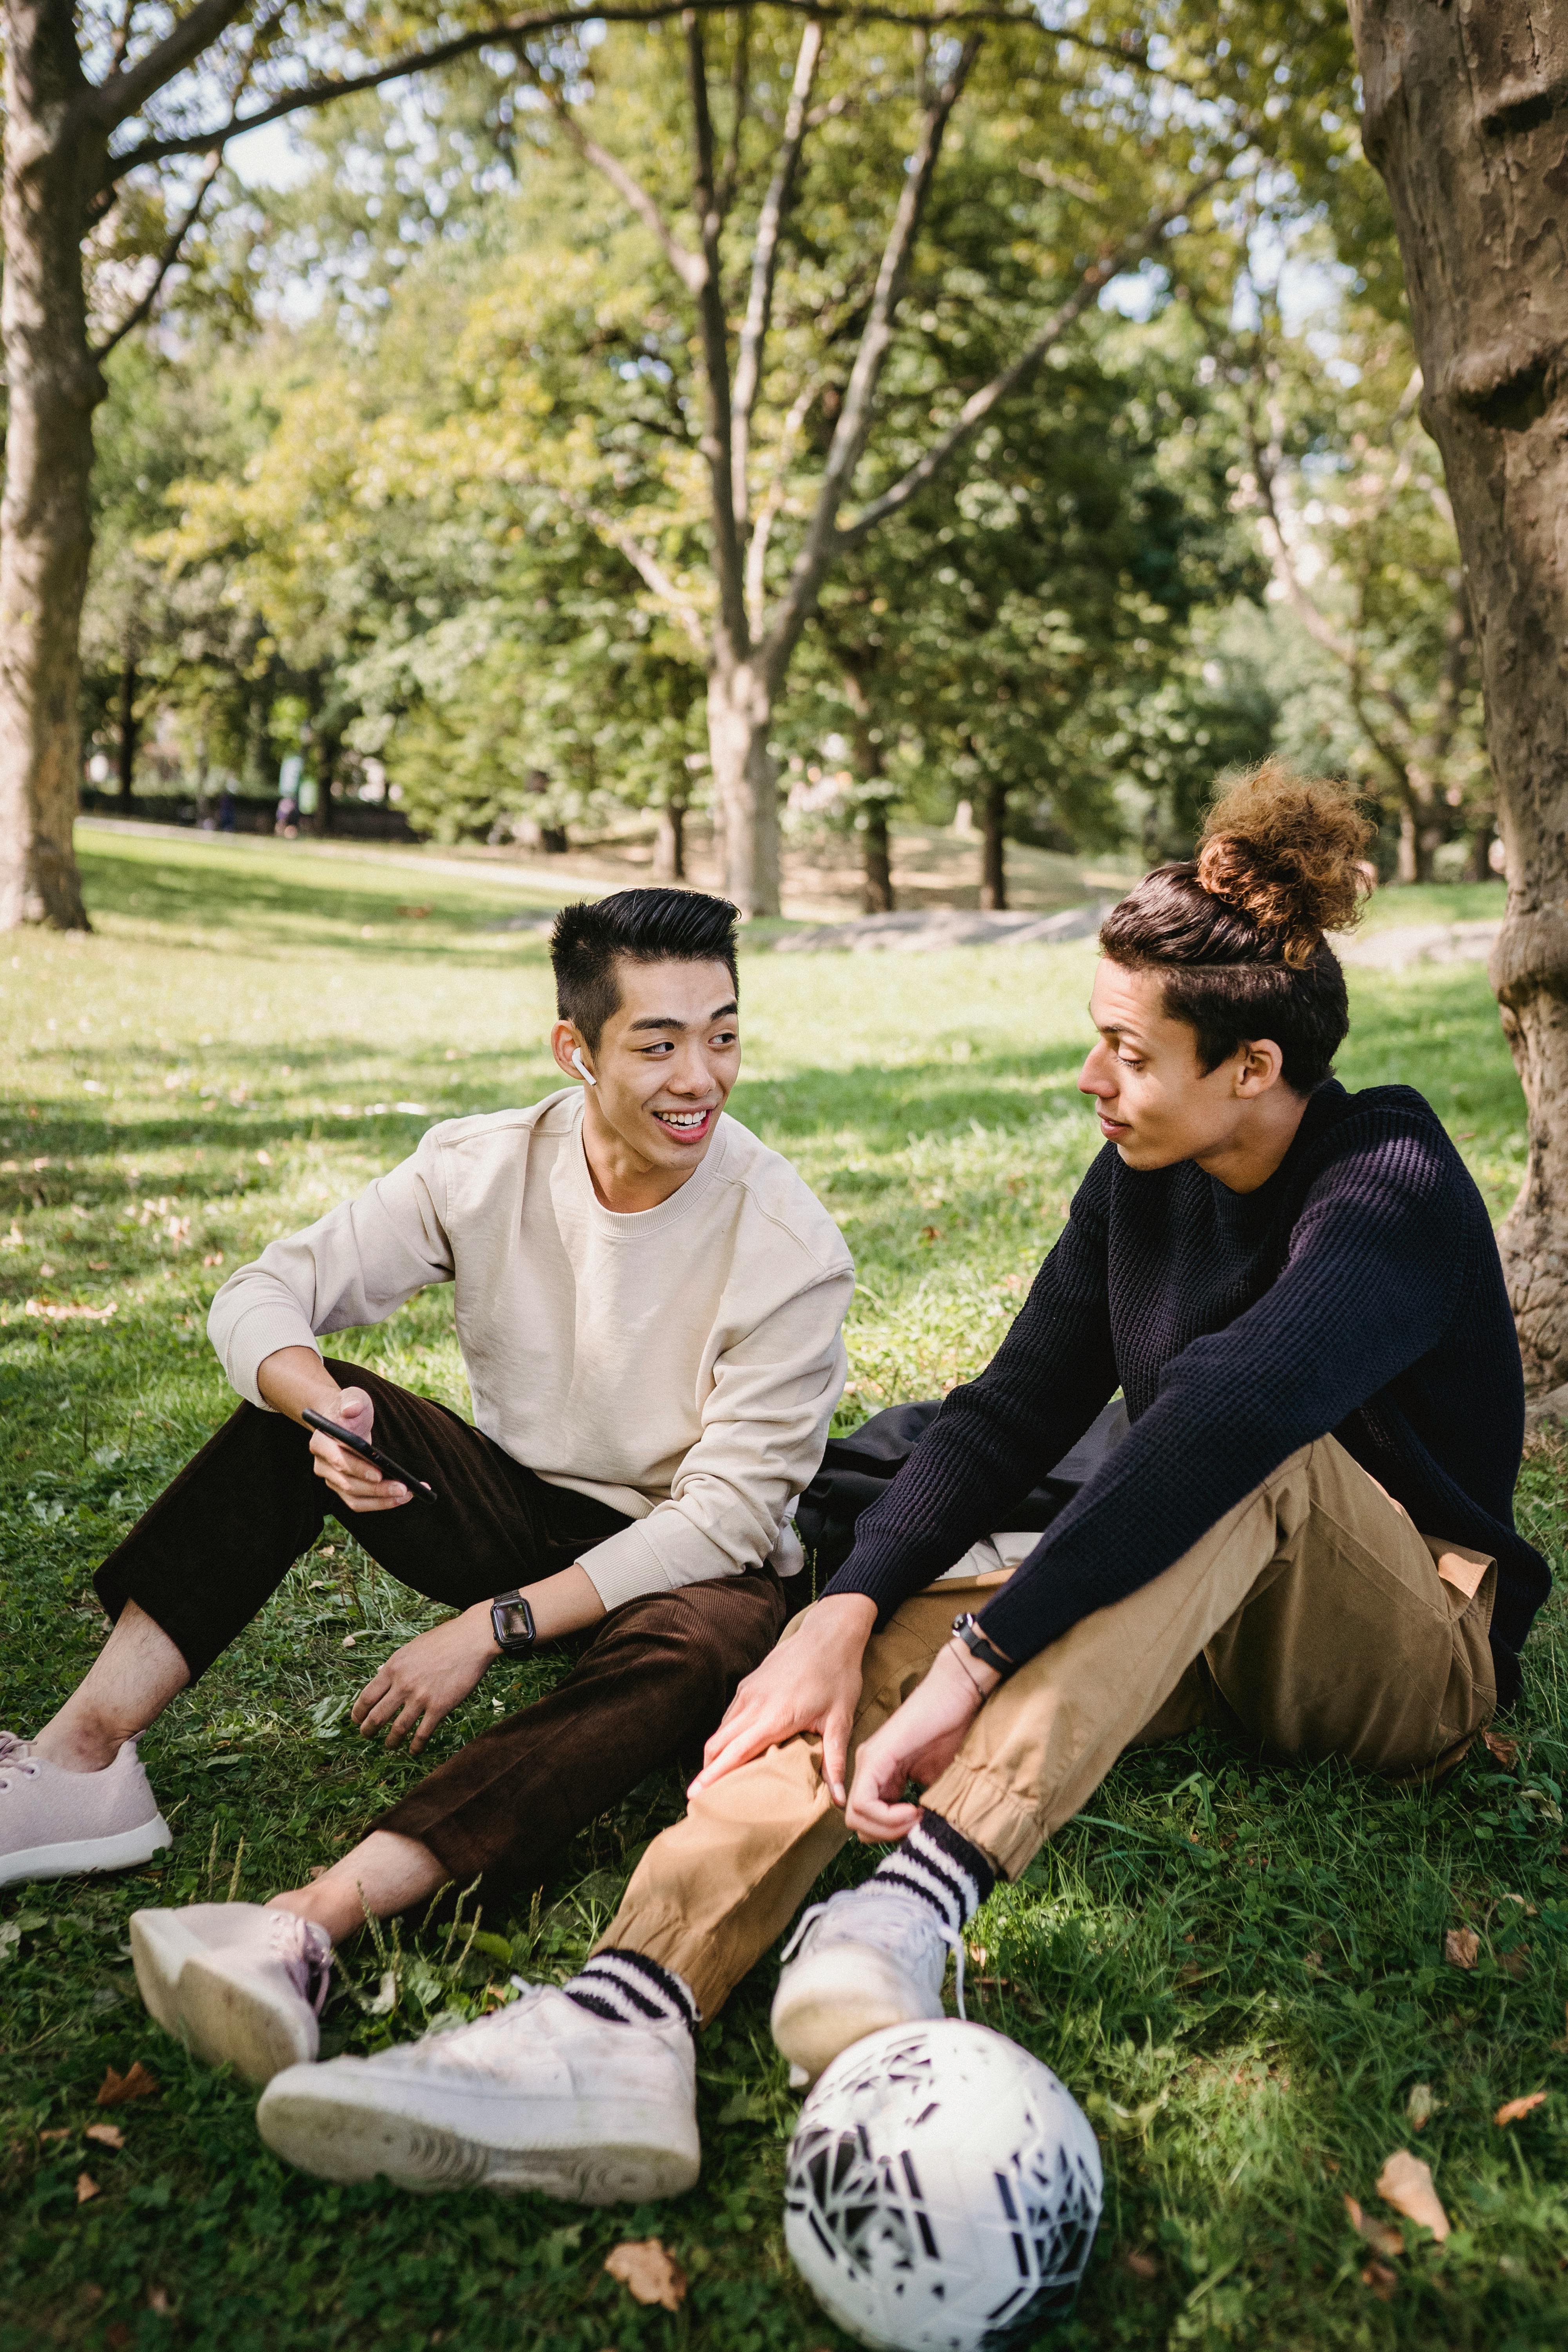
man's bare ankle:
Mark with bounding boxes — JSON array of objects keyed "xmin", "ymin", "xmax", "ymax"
[{"xmin": 32, "ymin": 1724, "xmax": 121, "ymax": 1774}]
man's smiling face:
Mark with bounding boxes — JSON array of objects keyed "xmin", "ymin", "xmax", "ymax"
[{"xmin": 561, "ymin": 955, "xmax": 740, "ymax": 1181}]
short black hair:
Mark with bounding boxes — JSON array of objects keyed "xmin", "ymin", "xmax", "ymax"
[{"xmin": 550, "ymin": 888, "xmax": 740, "ymax": 1051}]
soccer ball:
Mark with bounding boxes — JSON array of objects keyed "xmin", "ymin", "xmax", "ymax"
[{"xmin": 783, "ymin": 2020, "xmax": 1102, "ymax": 2351}]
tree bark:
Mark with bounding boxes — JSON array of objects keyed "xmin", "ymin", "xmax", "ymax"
[
  {"xmin": 0, "ymin": 1, "xmax": 107, "ymax": 929},
  {"xmin": 1349, "ymin": 1, "xmax": 1568, "ymax": 1386},
  {"xmin": 707, "ymin": 656, "xmax": 781, "ymax": 916},
  {"xmin": 654, "ymin": 800, "xmax": 687, "ymax": 882},
  {"xmin": 116, "ymin": 646, "xmax": 138, "ymax": 808},
  {"xmin": 861, "ymin": 799, "xmax": 894, "ymax": 916},
  {"xmin": 978, "ymin": 771, "xmax": 1007, "ymax": 911}
]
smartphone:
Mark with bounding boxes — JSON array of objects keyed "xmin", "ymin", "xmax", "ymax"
[{"xmin": 301, "ymin": 1409, "xmax": 439, "ymax": 1505}]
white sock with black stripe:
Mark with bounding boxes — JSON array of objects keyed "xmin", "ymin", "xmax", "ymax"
[
  {"xmin": 871, "ymin": 1810, "xmax": 996, "ymax": 1935},
  {"xmin": 563, "ymin": 1950, "xmax": 699, "ymax": 2034}
]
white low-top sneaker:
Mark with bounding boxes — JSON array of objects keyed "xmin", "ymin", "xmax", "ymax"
[
  {"xmin": 256, "ymin": 1979, "xmax": 700, "ymax": 2205},
  {"xmin": 0, "ymin": 1733, "xmax": 171, "ymax": 1890},
  {"xmin": 770, "ymin": 1884, "xmax": 964, "ymax": 2085},
  {"xmin": 130, "ymin": 1903, "xmax": 333, "ymax": 2084}
]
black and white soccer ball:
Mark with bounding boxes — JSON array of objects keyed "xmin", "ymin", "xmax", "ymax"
[{"xmin": 784, "ymin": 2020, "xmax": 1102, "ymax": 2352}]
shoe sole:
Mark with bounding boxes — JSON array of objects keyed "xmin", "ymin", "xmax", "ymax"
[
  {"xmin": 256, "ymin": 2070, "xmax": 700, "ymax": 2204},
  {"xmin": 130, "ymin": 1916, "xmax": 318, "ymax": 2085},
  {"xmin": 0, "ymin": 1813, "xmax": 171, "ymax": 1892},
  {"xmin": 771, "ymin": 1951, "xmax": 942, "ymax": 2086}
]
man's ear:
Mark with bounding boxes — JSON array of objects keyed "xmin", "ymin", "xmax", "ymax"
[
  {"xmin": 1234, "ymin": 1037, "xmax": 1285, "ymax": 1097},
  {"xmin": 550, "ymin": 1019, "xmax": 592, "ymax": 1083}
]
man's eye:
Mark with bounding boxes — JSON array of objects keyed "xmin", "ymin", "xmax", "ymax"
[
  {"xmin": 1117, "ymin": 1053, "xmax": 1142, "ymax": 1069},
  {"xmin": 711, "ymin": 1030, "xmax": 739, "ymax": 1047}
]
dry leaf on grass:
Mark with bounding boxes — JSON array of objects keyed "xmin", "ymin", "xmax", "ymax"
[
  {"xmin": 1377, "ymin": 2149, "xmax": 1450, "ymax": 2242},
  {"xmin": 603, "ymin": 2240, "xmax": 687, "ymax": 2312},
  {"xmin": 1344, "ymin": 2197, "xmax": 1404, "ymax": 2258},
  {"xmin": 76, "ymin": 2172, "xmax": 100, "ymax": 2203},
  {"xmin": 1444, "ymin": 1927, "xmax": 1479, "ymax": 1970},
  {"xmin": 83, "ymin": 2123, "xmax": 125, "ymax": 2151},
  {"xmin": 1361, "ymin": 2259, "xmax": 1398, "ymax": 2301},
  {"xmin": 1495, "ymin": 2092, "xmax": 1548, "ymax": 2127},
  {"xmin": 147, "ymin": 2288, "xmax": 172, "ymax": 2315},
  {"xmin": 1124, "ymin": 2249, "xmax": 1160, "ymax": 2280},
  {"xmin": 96, "ymin": 2062, "xmax": 158, "ymax": 2107},
  {"xmin": 1483, "ymin": 1729, "xmax": 1519, "ymax": 1769},
  {"xmin": 1405, "ymin": 2082, "xmax": 1439, "ymax": 2131}
]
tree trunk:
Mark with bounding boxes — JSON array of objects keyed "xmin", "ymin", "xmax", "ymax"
[
  {"xmin": 707, "ymin": 657, "xmax": 782, "ymax": 916},
  {"xmin": 1468, "ymin": 821, "xmax": 1496, "ymax": 885},
  {"xmin": 861, "ymin": 800, "xmax": 894, "ymax": 916},
  {"xmin": 116, "ymin": 648, "xmax": 138, "ymax": 808},
  {"xmin": 654, "ymin": 801, "xmax": 687, "ymax": 882},
  {"xmin": 1396, "ymin": 804, "xmax": 1443, "ymax": 886},
  {"xmin": 0, "ymin": 5, "xmax": 105, "ymax": 930},
  {"xmin": 1350, "ymin": 1, "xmax": 1568, "ymax": 1386},
  {"xmin": 978, "ymin": 772, "xmax": 1007, "ymax": 911}
]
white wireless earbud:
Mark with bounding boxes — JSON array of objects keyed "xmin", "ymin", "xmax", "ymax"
[{"xmin": 570, "ymin": 1047, "xmax": 597, "ymax": 1087}]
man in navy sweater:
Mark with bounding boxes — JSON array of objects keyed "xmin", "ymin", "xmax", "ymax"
[{"xmin": 254, "ymin": 767, "xmax": 1549, "ymax": 2201}]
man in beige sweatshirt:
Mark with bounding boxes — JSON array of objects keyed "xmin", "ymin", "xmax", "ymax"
[{"xmin": 5, "ymin": 889, "xmax": 853, "ymax": 2120}]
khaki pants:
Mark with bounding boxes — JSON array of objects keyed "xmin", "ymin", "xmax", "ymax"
[{"xmin": 597, "ymin": 1436, "xmax": 1497, "ymax": 2022}]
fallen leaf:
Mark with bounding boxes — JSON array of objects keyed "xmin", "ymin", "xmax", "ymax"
[
  {"xmin": 83, "ymin": 2123, "xmax": 125, "ymax": 2151},
  {"xmin": 398, "ymin": 904, "xmax": 433, "ymax": 919},
  {"xmin": 1361, "ymin": 2259, "xmax": 1398, "ymax": 2301},
  {"xmin": 107, "ymin": 2327, "xmax": 133, "ymax": 2351},
  {"xmin": 1483, "ymin": 1729, "xmax": 1519, "ymax": 1769},
  {"xmin": 96, "ymin": 2062, "xmax": 159, "ymax": 2107},
  {"xmin": 1495, "ymin": 2091, "xmax": 1548, "ymax": 2127},
  {"xmin": 1124, "ymin": 2248, "xmax": 1160, "ymax": 2280},
  {"xmin": 76, "ymin": 2171, "xmax": 100, "ymax": 2203},
  {"xmin": 1406, "ymin": 2082, "xmax": 1439, "ymax": 2132},
  {"xmin": 147, "ymin": 2286, "xmax": 172, "ymax": 2314},
  {"xmin": 1501, "ymin": 1947, "xmax": 1531, "ymax": 1980},
  {"xmin": 1345, "ymin": 2196, "xmax": 1404, "ymax": 2258},
  {"xmin": 1377, "ymin": 2149, "xmax": 1450, "ymax": 2242},
  {"xmin": 604, "ymin": 2239, "xmax": 687, "ymax": 2312},
  {"xmin": 1444, "ymin": 1927, "xmax": 1479, "ymax": 1969}
]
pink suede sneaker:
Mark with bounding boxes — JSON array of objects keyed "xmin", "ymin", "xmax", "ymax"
[{"xmin": 0, "ymin": 1733, "xmax": 171, "ymax": 1890}]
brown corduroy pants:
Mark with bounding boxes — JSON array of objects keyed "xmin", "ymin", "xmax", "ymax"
[
  {"xmin": 94, "ymin": 1361, "xmax": 786, "ymax": 1891},
  {"xmin": 597, "ymin": 1435, "xmax": 1498, "ymax": 2021}
]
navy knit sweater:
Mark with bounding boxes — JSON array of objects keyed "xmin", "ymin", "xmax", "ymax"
[{"xmin": 827, "ymin": 1082, "xmax": 1548, "ymax": 1704}]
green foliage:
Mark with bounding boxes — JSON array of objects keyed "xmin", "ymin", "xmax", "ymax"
[{"xmin": 3, "ymin": 831, "xmax": 1564, "ymax": 2347}]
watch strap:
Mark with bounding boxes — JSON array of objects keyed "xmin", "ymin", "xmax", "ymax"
[{"xmin": 951, "ymin": 1611, "xmax": 1015, "ymax": 1681}]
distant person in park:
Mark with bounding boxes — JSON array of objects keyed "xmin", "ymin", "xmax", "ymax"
[
  {"xmin": 0, "ymin": 888, "xmax": 853, "ymax": 2099},
  {"xmin": 245, "ymin": 766, "xmax": 1545, "ymax": 2206}
]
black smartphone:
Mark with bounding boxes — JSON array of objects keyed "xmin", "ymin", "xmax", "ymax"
[{"xmin": 301, "ymin": 1409, "xmax": 439, "ymax": 1505}]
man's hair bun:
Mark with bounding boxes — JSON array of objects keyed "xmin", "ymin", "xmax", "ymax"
[{"xmin": 1195, "ymin": 761, "xmax": 1374, "ymax": 968}]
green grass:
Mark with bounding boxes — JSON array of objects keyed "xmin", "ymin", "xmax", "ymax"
[{"xmin": 2, "ymin": 832, "xmax": 1564, "ymax": 2351}]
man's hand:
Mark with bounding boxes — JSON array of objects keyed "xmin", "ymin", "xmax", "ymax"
[
  {"xmin": 256, "ymin": 1346, "xmax": 413, "ymax": 1515},
  {"xmin": 351, "ymin": 1604, "xmax": 498, "ymax": 1753},
  {"xmin": 689, "ymin": 1593, "xmax": 878, "ymax": 1806},
  {"xmin": 844, "ymin": 1642, "xmax": 996, "ymax": 1844}
]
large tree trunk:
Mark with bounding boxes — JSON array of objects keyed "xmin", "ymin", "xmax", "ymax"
[
  {"xmin": 0, "ymin": 3, "xmax": 104, "ymax": 930},
  {"xmin": 708, "ymin": 657, "xmax": 782, "ymax": 916},
  {"xmin": 978, "ymin": 772, "xmax": 1007, "ymax": 911},
  {"xmin": 654, "ymin": 800, "xmax": 687, "ymax": 882},
  {"xmin": 861, "ymin": 800, "xmax": 893, "ymax": 916},
  {"xmin": 1350, "ymin": 2, "xmax": 1568, "ymax": 1386}
]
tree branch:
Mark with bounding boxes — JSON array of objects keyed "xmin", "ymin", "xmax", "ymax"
[
  {"xmin": 717, "ymin": 5, "xmax": 751, "ymax": 211},
  {"xmin": 99, "ymin": 0, "xmax": 1199, "ymax": 184},
  {"xmin": 91, "ymin": 146, "xmax": 227, "ymax": 359},
  {"xmin": 518, "ymin": 47, "xmax": 707, "ymax": 294},
  {"xmin": 731, "ymin": 15, "xmax": 822, "ymax": 527},
  {"xmin": 767, "ymin": 31, "xmax": 980, "ymax": 659},
  {"xmin": 683, "ymin": 10, "xmax": 748, "ymax": 646},
  {"xmin": 746, "ymin": 374, "xmax": 819, "ymax": 632},
  {"xmin": 836, "ymin": 174, "xmax": 1225, "ymax": 555},
  {"xmin": 92, "ymin": 0, "xmax": 250, "ymax": 132}
]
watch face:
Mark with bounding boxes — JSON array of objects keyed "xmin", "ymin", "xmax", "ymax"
[{"xmin": 495, "ymin": 1601, "xmax": 532, "ymax": 1646}]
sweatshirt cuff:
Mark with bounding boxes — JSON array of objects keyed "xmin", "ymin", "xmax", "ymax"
[
  {"xmin": 209, "ymin": 1301, "xmax": 323, "ymax": 1409},
  {"xmin": 820, "ymin": 1550, "xmax": 907, "ymax": 1629},
  {"xmin": 577, "ymin": 1513, "xmax": 740, "ymax": 1612}
]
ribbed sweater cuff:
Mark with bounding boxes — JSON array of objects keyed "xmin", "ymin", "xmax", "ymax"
[{"xmin": 819, "ymin": 1550, "xmax": 907, "ymax": 1628}]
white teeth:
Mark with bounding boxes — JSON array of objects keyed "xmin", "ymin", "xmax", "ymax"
[{"xmin": 659, "ymin": 1111, "xmax": 708, "ymax": 1129}]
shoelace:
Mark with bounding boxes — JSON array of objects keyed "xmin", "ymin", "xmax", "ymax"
[
  {"xmin": 780, "ymin": 1895, "xmax": 967, "ymax": 2021},
  {"xmin": 275, "ymin": 1919, "xmax": 334, "ymax": 2018},
  {"xmin": 0, "ymin": 1733, "xmax": 40, "ymax": 1797}
]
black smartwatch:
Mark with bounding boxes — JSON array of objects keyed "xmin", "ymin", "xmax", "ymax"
[
  {"xmin": 490, "ymin": 1590, "xmax": 538, "ymax": 1657},
  {"xmin": 951, "ymin": 1612, "xmax": 1016, "ymax": 1681}
]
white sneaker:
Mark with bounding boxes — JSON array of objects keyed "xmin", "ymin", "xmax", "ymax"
[
  {"xmin": 770, "ymin": 1884, "xmax": 964, "ymax": 2085},
  {"xmin": 130, "ymin": 1903, "xmax": 333, "ymax": 2085},
  {"xmin": 0, "ymin": 1733, "xmax": 171, "ymax": 1889},
  {"xmin": 256, "ymin": 1979, "xmax": 700, "ymax": 2204}
]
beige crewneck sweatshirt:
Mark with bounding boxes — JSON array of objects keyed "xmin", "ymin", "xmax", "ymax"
[{"xmin": 207, "ymin": 1089, "xmax": 855, "ymax": 1611}]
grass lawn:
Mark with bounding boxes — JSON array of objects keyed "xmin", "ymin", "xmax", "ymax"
[{"xmin": 2, "ymin": 830, "xmax": 1563, "ymax": 2352}]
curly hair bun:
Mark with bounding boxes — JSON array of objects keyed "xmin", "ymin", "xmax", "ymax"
[{"xmin": 1195, "ymin": 762, "xmax": 1374, "ymax": 967}]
